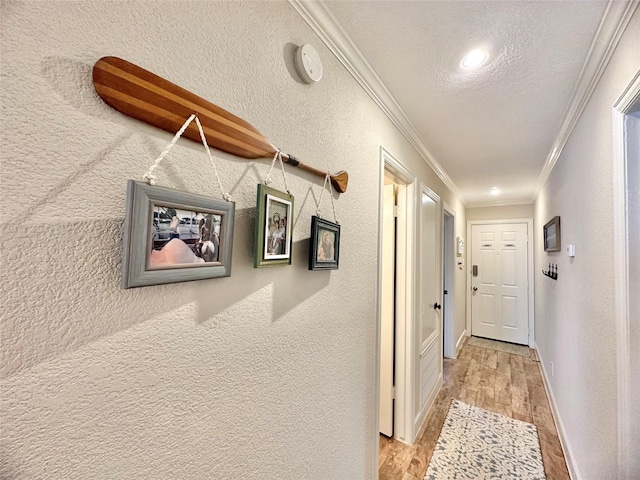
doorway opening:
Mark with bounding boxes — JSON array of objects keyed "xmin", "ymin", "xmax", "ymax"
[
  {"xmin": 442, "ymin": 206, "xmax": 456, "ymax": 358},
  {"xmin": 379, "ymin": 175, "xmax": 396, "ymax": 438},
  {"xmin": 612, "ymin": 73, "xmax": 639, "ymax": 479},
  {"xmin": 376, "ymin": 147, "xmax": 416, "ymax": 449}
]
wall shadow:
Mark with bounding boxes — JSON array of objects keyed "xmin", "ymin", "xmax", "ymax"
[
  {"xmin": 40, "ymin": 56, "xmax": 230, "ymax": 154},
  {"xmin": 193, "ymin": 208, "xmax": 330, "ymax": 324},
  {"xmin": 0, "ymin": 57, "xmax": 338, "ymax": 379},
  {"xmin": 283, "ymin": 42, "xmax": 306, "ymax": 85}
]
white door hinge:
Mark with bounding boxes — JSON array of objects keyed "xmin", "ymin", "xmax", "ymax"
[
  {"xmin": 393, "ymin": 205, "xmax": 400, "ymax": 217},
  {"xmin": 392, "ymin": 386, "xmax": 396, "ymax": 399}
]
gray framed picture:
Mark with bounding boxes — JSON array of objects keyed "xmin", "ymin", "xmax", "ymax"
[
  {"xmin": 121, "ymin": 180, "xmax": 235, "ymax": 288},
  {"xmin": 254, "ymin": 184, "xmax": 294, "ymax": 268},
  {"xmin": 309, "ymin": 216, "xmax": 340, "ymax": 270}
]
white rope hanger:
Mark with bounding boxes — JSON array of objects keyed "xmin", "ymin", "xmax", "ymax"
[
  {"xmin": 142, "ymin": 113, "xmax": 232, "ymax": 202},
  {"xmin": 316, "ymin": 171, "xmax": 339, "ymax": 224},
  {"xmin": 263, "ymin": 149, "xmax": 291, "ymax": 195}
]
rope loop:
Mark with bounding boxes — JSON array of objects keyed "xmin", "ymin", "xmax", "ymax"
[
  {"xmin": 263, "ymin": 149, "xmax": 291, "ymax": 195},
  {"xmin": 141, "ymin": 113, "xmax": 231, "ymax": 202},
  {"xmin": 143, "ymin": 114, "xmax": 196, "ymax": 185},
  {"xmin": 316, "ymin": 171, "xmax": 339, "ymax": 224},
  {"xmin": 193, "ymin": 115, "xmax": 232, "ymax": 202}
]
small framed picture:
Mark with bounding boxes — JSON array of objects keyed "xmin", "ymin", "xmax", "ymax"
[
  {"xmin": 121, "ymin": 180, "xmax": 235, "ymax": 288},
  {"xmin": 254, "ymin": 184, "xmax": 294, "ymax": 268},
  {"xmin": 543, "ymin": 216, "xmax": 561, "ymax": 252},
  {"xmin": 309, "ymin": 216, "xmax": 340, "ymax": 270}
]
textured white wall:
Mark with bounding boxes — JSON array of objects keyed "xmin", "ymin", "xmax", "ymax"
[
  {"xmin": 534, "ymin": 11, "xmax": 639, "ymax": 480},
  {"xmin": 0, "ymin": 2, "xmax": 465, "ymax": 479}
]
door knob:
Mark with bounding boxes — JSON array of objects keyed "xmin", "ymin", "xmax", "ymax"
[
  {"xmin": 472, "ymin": 287, "xmax": 478, "ymax": 292},
  {"xmin": 434, "ymin": 303, "xmax": 442, "ymax": 310}
]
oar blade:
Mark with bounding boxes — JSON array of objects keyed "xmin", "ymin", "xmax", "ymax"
[
  {"xmin": 93, "ymin": 56, "xmax": 275, "ymax": 159},
  {"xmin": 330, "ymin": 171, "xmax": 349, "ymax": 193}
]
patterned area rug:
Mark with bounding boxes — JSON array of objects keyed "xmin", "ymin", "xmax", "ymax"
[
  {"xmin": 425, "ymin": 400, "xmax": 545, "ymax": 480},
  {"xmin": 467, "ymin": 336, "xmax": 530, "ymax": 357}
]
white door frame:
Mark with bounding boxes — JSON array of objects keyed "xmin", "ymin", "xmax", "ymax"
[
  {"xmin": 612, "ymin": 70, "xmax": 640, "ymax": 480},
  {"xmin": 442, "ymin": 203, "xmax": 456, "ymax": 358},
  {"xmin": 375, "ymin": 147, "xmax": 416, "ymax": 451},
  {"xmin": 466, "ymin": 218, "xmax": 535, "ymax": 347}
]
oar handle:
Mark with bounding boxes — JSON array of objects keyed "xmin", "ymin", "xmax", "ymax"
[{"xmin": 282, "ymin": 153, "xmax": 349, "ymax": 193}]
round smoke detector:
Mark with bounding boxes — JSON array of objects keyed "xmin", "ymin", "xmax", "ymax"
[{"xmin": 295, "ymin": 44, "xmax": 323, "ymax": 84}]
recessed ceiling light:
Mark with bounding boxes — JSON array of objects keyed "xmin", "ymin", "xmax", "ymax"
[
  {"xmin": 460, "ymin": 48, "xmax": 490, "ymax": 69},
  {"xmin": 491, "ymin": 186, "xmax": 500, "ymax": 195}
]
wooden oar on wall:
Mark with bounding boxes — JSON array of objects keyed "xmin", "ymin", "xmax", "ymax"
[{"xmin": 92, "ymin": 56, "xmax": 349, "ymax": 193}]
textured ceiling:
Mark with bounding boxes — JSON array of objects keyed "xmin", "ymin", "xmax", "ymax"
[{"xmin": 322, "ymin": 0, "xmax": 609, "ymax": 206}]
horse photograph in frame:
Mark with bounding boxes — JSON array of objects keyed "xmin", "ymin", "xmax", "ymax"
[{"xmin": 121, "ymin": 180, "xmax": 235, "ymax": 288}]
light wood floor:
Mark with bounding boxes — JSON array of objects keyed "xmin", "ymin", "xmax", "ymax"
[{"xmin": 379, "ymin": 340, "xmax": 570, "ymax": 480}]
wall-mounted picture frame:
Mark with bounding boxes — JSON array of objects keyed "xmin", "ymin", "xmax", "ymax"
[
  {"xmin": 254, "ymin": 183, "xmax": 294, "ymax": 268},
  {"xmin": 121, "ymin": 180, "xmax": 235, "ymax": 288},
  {"xmin": 543, "ymin": 215, "xmax": 561, "ymax": 252},
  {"xmin": 309, "ymin": 216, "xmax": 340, "ymax": 270}
]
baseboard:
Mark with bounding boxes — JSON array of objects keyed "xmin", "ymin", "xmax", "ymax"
[
  {"xmin": 536, "ymin": 349, "xmax": 582, "ymax": 480},
  {"xmin": 413, "ymin": 372, "xmax": 443, "ymax": 442},
  {"xmin": 455, "ymin": 329, "xmax": 467, "ymax": 357}
]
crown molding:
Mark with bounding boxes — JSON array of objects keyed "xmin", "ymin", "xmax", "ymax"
[
  {"xmin": 466, "ymin": 198, "xmax": 535, "ymax": 209},
  {"xmin": 288, "ymin": 0, "xmax": 467, "ymax": 206},
  {"xmin": 531, "ymin": 0, "xmax": 639, "ymax": 202}
]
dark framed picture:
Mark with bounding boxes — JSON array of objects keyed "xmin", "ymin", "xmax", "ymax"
[
  {"xmin": 254, "ymin": 183, "xmax": 294, "ymax": 268},
  {"xmin": 543, "ymin": 216, "xmax": 561, "ymax": 252},
  {"xmin": 309, "ymin": 216, "xmax": 340, "ymax": 270},
  {"xmin": 121, "ymin": 180, "xmax": 235, "ymax": 288}
]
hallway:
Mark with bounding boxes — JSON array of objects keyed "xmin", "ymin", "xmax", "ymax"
[{"xmin": 379, "ymin": 340, "xmax": 570, "ymax": 480}]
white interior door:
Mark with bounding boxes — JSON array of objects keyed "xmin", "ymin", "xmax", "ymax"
[
  {"xmin": 416, "ymin": 188, "xmax": 442, "ymax": 425},
  {"xmin": 379, "ymin": 183, "xmax": 395, "ymax": 437},
  {"xmin": 420, "ymin": 192, "xmax": 438, "ymax": 345},
  {"xmin": 471, "ymin": 223, "xmax": 528, "ymax": 345}
]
